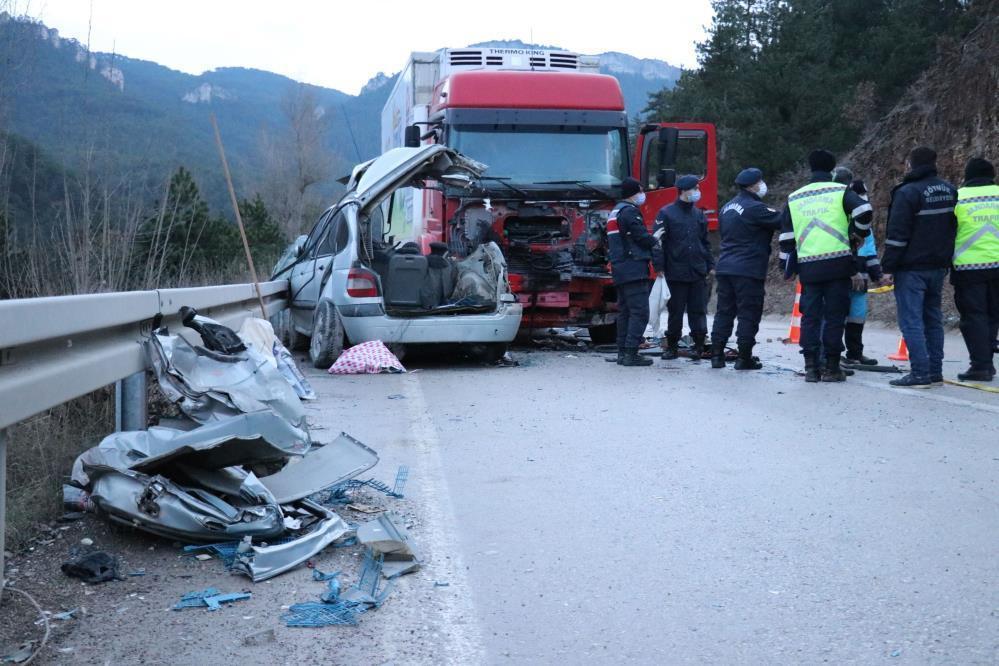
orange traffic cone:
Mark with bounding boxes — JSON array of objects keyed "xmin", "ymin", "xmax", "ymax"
[
  {"xmin": 784, "ymin": 281, "xmax": 802, "ymax": 344},
  {"xmin": 888, "ymin": 337, "xmax": 909, "ymax": 361}
]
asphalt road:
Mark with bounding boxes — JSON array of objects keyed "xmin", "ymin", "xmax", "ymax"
[
  {"xmin": 332, "ymin": 317, "xmax": 998, "ymax": 664},
  {"xmin": 8, "ymin": 318, "xmax": 996, "ymax": 664}
]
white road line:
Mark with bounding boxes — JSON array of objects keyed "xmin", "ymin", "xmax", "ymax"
[
  {"xmin": 400, "ymin": 372, "xmax": 486, "ymax": 664},
  {"xmin": 773, "ymin": 362, "xmax": 999, "ymax": 415}
]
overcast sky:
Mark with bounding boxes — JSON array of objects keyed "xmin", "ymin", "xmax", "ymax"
[{"xmin": 13, "ymin": 0, "xmax": 713, "ymax": 94}]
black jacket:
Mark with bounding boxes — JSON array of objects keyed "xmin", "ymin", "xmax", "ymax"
[
  {"xmin": 715, "ymin": 189, "xmax": 783, "ymax": 280},
  {"xmin": 779, "ymin": 171, "xmax": 874, "ymax": 283},
  {"xmin": 882, "ymin": 165, "xmax": 957, "ymax": 272},
  {"xmin": 608, "ymin": 200, "xmax": 655, "ymax": 285},
  {"xmin": 951, "ymin": 176, "xmax": 999, "ymax": 285},
  {"xmin": 651, "ymin": 200, "xmax": 713, "ymax": 282}
]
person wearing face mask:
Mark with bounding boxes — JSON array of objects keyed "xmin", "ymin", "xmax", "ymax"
[
  {"xmin": 710, "ymin": 167, "xmax": 783, "ymax": 370},
  {"xmin": 780, "ymin": 149, "xmax": 873, "ymax": 383},
  {"xmin": 652, "ymin": 175, "xmax": 713, "ymax": 361},
  {"xmin": 607, "ymin": 176, "xmax": 656, "ymax": 366}
]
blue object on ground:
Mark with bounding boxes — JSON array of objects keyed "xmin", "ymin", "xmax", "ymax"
[
  {"xmin": 282, "ymin": 601, "xmax": 360, "ymax": 627},
  {"xmin": 393, "ymin": 465, "xmax": 409, "ymax": 497},
  {"xmin": 173, "ymin": 588, "xmax": 251, "ymax": 611}
]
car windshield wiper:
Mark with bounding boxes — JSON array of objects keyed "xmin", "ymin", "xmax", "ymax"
[
  {"xmin": 533, "ymin": 180, "xmax": 616, "ymax": 200},
  {"xmin": 475, "ymin": 176, "xmax": 531, "ymax": 198}
]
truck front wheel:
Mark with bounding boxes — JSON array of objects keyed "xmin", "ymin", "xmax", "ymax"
[{"xmin": 309, "ymin": 300, "xmax": 345, "ymax": 368}]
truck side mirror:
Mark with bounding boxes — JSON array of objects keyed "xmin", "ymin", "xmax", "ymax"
[
  {"xmin": 404, "ymin": 125, "xmax": 421, "ymax": 148},
  {"xmin": 657, "ymin": 169, "xmax": 676, "ymax": 189},
  {"xmin": 657, "ymin": 127, "xmax": 679, "ymax": 167}
]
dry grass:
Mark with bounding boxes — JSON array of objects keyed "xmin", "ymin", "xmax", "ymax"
[{"xmin": 5, "ymin": 389, "xmax": 114, "ymax": 551}]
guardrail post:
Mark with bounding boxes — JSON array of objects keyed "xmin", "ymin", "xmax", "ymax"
[
  {"xmin": 118, "ymin": 371, "xmax": 147, "ymax": 431},
  {"xmin": 1, "ymin": 428, "xmax": 7, "ymax": 585}
]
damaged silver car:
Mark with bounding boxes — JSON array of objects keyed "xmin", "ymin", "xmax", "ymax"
[{"xmin": 69, "ymin": 313, "xmax": 382, "ymax": 580}]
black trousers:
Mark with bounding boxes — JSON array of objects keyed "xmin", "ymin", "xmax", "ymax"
[
  {"xmin": 800, "ymin": 277, "xmax": 850, "ymax": 359},
  {"xmin": 954, "ymin": 277, "xmax": 999, "ymax": 371},
  {"xmin": 666, "ymin": 279, "xmax": 708, "ymax": 338},
  {"xmin": 616, "ymin": 280, "xmax": 650, "ymax": 350},
  {"xmin": 711, "ymin": 275, "xmax": 765, "ymax": 346}
]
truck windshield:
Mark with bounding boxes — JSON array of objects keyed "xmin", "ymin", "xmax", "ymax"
[{"xmin": 449, "ymin": 125, "xmax": 627, "ymax": 189}]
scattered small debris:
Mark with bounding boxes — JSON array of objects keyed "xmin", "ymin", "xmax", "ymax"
[
  {"xmin": 434, "ymin": 581, "xmax": 450, "ymax": 587},
  {"xmin": 242, "ymin": 628, "xmax": 276, "ymax": 646},
  {"xmin": 194, "ymin": 554, "xmax": 213, "ymax": 562},
  {"xmin": 387, "ymin": 394, "xmax": 406, "ymax": 400},
  {"xmin": 347, "ymin": 503, "xmax": 384, "ymax": 514},
  {"xmin": 891, "ymin": 649, "xmax": 902, "ymax": 657},
  {"xmin": 61, "ymin": 551, "xmax": 119, "ymax": 583},
  {"xmin": 173, "ymin": 588, "xmax": 251, "ymax": 611},
  {"xmin": 1, "ymin": 642, "xmax": 35, "ymax": 664},
  {"xmin": 79, "ymin": 538, "xmax": 94, "ymax": 547},
  {"xmin": 128, "ymin": 569, "xmax": 147, "ymax": 576}
]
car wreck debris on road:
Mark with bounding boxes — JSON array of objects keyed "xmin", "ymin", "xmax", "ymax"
[{"xmin": 62, "ymin": 307, "xmax": 418, "ymax": 600}]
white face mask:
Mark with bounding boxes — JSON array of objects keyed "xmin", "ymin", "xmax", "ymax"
[
  {"xmin": 686, "ymin": 190, "xmax": 702, "ymax": 203},
  {"xmin": 756, "ymin": 181, "xmax": 768, "ymax": 198},
  {"xmin": 633, "ymin": 192, "xmax": 646, "ymax": 206}
]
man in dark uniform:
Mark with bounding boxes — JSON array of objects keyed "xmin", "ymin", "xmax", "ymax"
[
  {"xmin": 608, "ymin": 177, "xmax": 656, "ymax": 367},
  {"xmin": 710, "ymin": 168, "xmax": 782, "ymax": 370},
  {"xmin": 882, "ymin": 147, "xmax": 958, "ymax": 388},
  {"xmin": 653, "ymin": 175, "xmax": 713, "ymax": 361},
  {"xmin": 780, "ymin": 149, "xmax": 873, "ymax": 383}
]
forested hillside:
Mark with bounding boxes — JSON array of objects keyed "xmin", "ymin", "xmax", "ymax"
[{"xmin": 646, "ymin": 0, "xmax": 978, "ymax": 192}]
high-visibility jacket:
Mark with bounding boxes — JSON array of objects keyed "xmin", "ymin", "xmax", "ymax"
[
  {"xmin": 953, "ymin": 184, "xmax": 999, "ymax": 271},
  {"xmin": 787, "ymin": 182, "xmax": 852, "ymax": 263}
]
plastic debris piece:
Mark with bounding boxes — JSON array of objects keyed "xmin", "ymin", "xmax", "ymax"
[
  {"xmin": 128, "ymin": 569, "xmax": 146, "ymax": 576},
  {"xmin": 347, "ymin": 503, "xmax": 383, "ymax": 514},
  {"xmin": 173, "ymin": 588, "xmax": 251, "ymax": 611},
  {"xmin": 2, "ymin": 642, "xmax": 35, "ymax": 664},
  {"xmin": 392, "ymin": 465, "xmax": 409, "ymax": 497},
  {"xmin": 282, "ymin": 601, "xmax": 360, "ymax": 627},
  {"xmin": 194, "ymin": 554, "xmax": 213, "ymax": 561},
  {"xmin": 173, "ymin": 588, "xmax": 220, "ymax": 609},
  {"xmin": 434, "ymin": 581, "xmax": 450, "ymax": 587}
]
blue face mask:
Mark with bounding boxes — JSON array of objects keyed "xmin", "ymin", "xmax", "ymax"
[
  {"xmin": 687, "ymin": 190, "xmax": 702, "ymax": 203},
  {"xmin": 633, "ymin": 192, "xmax": 646, "ymax": 206}
]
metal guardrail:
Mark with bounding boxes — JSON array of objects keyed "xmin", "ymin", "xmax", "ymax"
[{"xmin": 0, "ymin": 280, "xmax": 289, "ymax": 575}]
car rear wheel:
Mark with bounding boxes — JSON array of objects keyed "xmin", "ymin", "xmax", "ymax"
[
  {"xmin": 309, "ymin": 300, "xmax": 345, "ymax": 368},
  {"xmin": 276, "ymin": 309, "xmax": 309, "ymax": 351}
]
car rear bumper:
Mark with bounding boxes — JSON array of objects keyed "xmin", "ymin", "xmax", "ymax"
[{"xmin": 341, "ymin": 304, "xmax": 522, "ymax": 344}]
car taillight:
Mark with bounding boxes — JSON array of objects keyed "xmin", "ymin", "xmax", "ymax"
[{"xmin": 346, "ymin": 268, "xmax": 379, "ymax": 297}]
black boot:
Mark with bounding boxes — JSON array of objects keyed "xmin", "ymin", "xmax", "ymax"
[
  {"xmin": 733, "ymin": 343, "xmax": 762, "ymax": 370},
  {"xmin": 804, "ymin": 353, "xmax": 820, "ymax": 383},
  {"xmin": 957, "ymin": 367, "xmax": 993, "ymax": 382},
  {"xmin": 621, "ymin": 348, "xmax": 653, "ymax": 367},
  {"xmin": 660, "ymin": 335, "xmax": 680, "ymax": 360},
  {"xmin": 821, "ymin": 354, "xmax": 847, "ymax": 382},
  {"xmin": 844, "ymin": 323, "xmax": 878, "ymax": 365},
  {"xmin": 710, "ymin": 342, "xmax": 726, "ymax": 369},
  {"xmin": 690, "ymin": 333, "xmax": 706, "ymax": 362}
]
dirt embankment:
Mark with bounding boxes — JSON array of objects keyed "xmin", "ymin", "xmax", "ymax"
[{"xmin": 763, "ymin": 2, "xmax": 999, "ymax": 323}]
